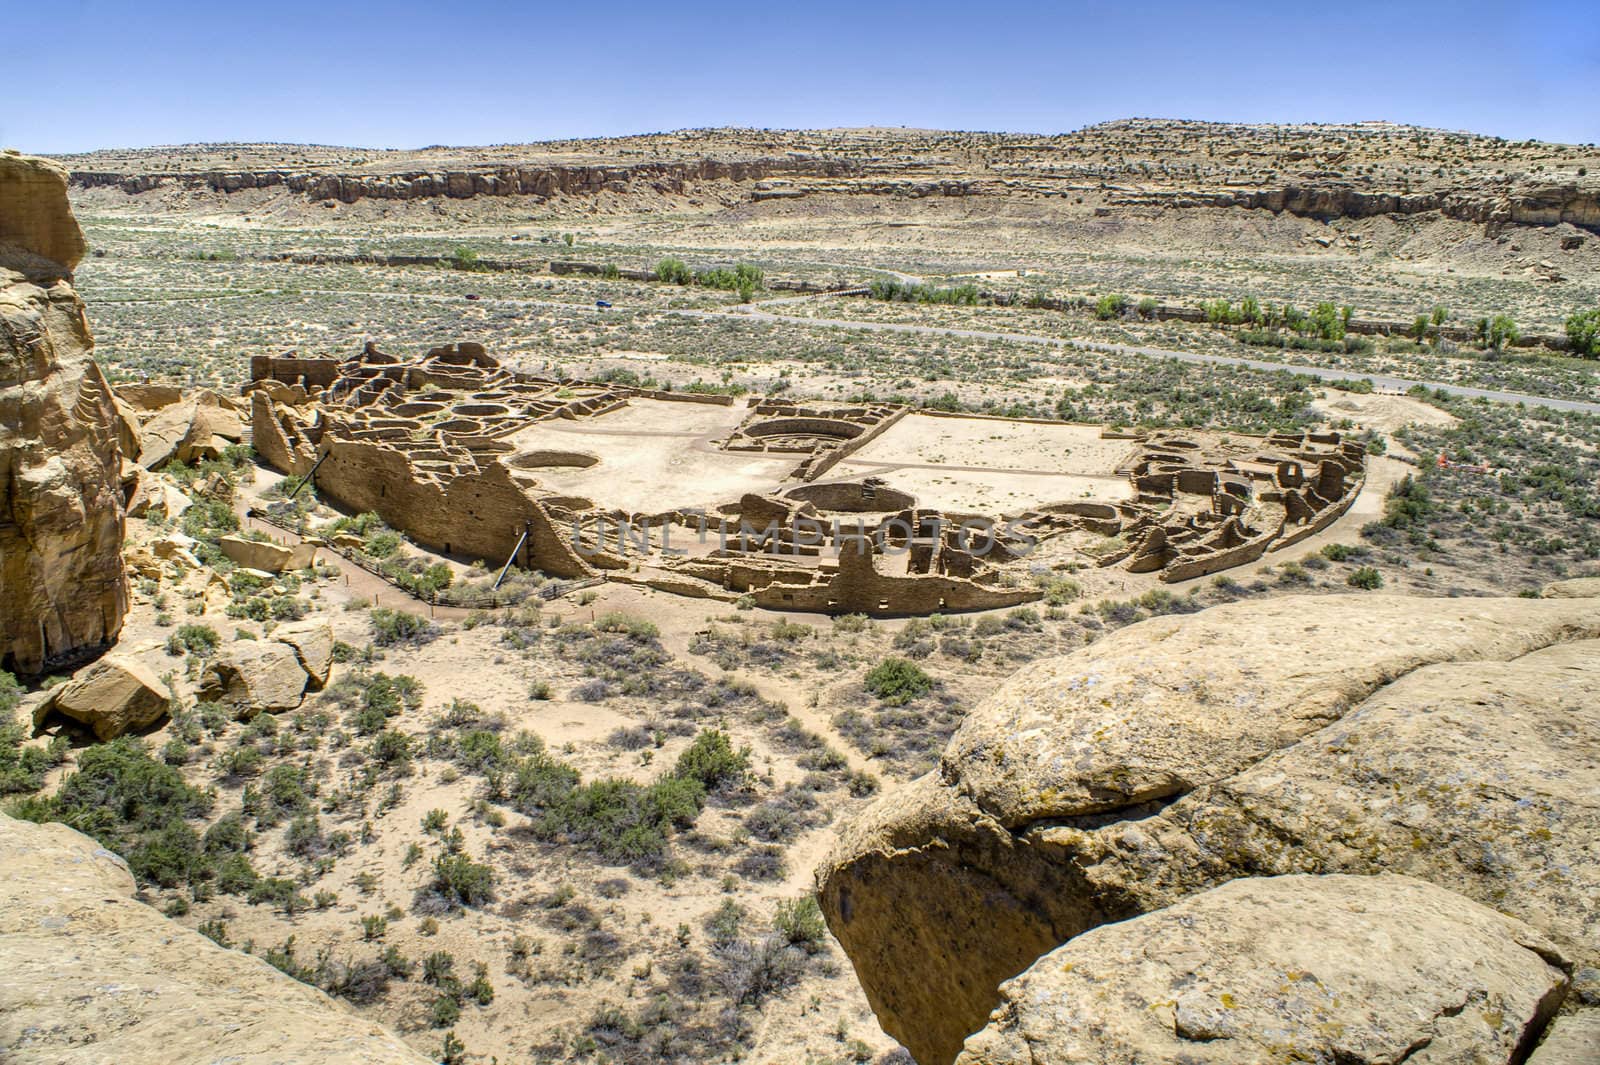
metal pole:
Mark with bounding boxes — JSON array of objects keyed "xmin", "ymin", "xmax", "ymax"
[
  {"xmin": 287, "ymin": 450, "xmax": 331, "ymax": 501},
  {"xmin": 493, "ymin": 525, "xmax": 531, "ymax": 590}
]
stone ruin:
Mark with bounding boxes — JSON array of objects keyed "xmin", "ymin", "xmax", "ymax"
[{"xmin": 246, "ymin": 343, "xmax": 1365, "ymax": 615}]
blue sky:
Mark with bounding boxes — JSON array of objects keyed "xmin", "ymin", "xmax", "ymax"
[{"xmin": 8, "ymin": 0, "xmax": 1596, "ymax": 152}]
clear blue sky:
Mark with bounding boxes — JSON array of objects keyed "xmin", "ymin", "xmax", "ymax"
[{"xmin": 8, "ymin": 0, "xmax": 1597, "ymax": 153}]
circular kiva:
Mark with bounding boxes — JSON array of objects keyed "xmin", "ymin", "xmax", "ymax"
[
  {"xmin": 506, "ymin": 449, "xmax": 601, "ymax": 470},
  {"xmin": 742, "ymin": 416, "xmax": 864, "ymax": 441},
  {"xmin": 454, "ymin": 402, "xmax": 510, "ymax": 416},
  {"xmin": 390, "ymin": 401, "xmax": 446, "ymax": 417},
  {"xmin": 784, "ymin": 481, "xmax": 916, "ymax": 513}
]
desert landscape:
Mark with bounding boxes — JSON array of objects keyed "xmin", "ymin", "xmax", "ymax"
[{"xmin": 3, "ymin": 106, "xmax": 1599, "ymax": 1065}]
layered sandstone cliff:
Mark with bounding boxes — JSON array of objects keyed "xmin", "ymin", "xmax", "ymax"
[
  {"xmin": 0, "ymin": 152, "xmax": 129, "ymax": 675},
  {"xmin": 818, "ymin": 589, "xmax": 1600, "ymax": 1065},
  {"xmin": 0, "ymin": 813, "xmax": 431, "ymax": 1064}
]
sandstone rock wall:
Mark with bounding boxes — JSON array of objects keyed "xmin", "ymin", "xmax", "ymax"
[
  {"xmin": 0, "ymin": 813, "xmax": 430, "ymax": 1064},
  {"xmin": 0, "ymin": 153, "xmax": 128, "ymax": 676},
  {"xmin": 818, "ymin": 592, "xmax": 1600, "ymax": 1065},
  {"xmin": 0, "ymin": 151, "xmax": 87, "ymax": 268}
]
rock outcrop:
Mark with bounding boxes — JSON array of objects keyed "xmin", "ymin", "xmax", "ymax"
[
  {"xmin": 0, "ymin": 151, "xmax": 87, "ymax": 269},
  {"xmin": 0, "ymin": 152, "xmax": 128, "ymax": 676},
  {"xmin": 957, "ymin": 874, "xmax": 1570, "ymax": 1065},
  {"xmin": 32, "ymin": 655, "xmax": 171, "ymax": 740},
  {"xmin": 0, "ymin": 812, "xmax": 430, "ymax": 1064},
  {"xmin": 136, "ymin": 389, "xmax": 243, "ymax": 470},
  {"xmin": 818, "ymin": 592, "xmax": 1600, "ymax": 1065},
  {"xmin": 196, "ymin": 622, "xmax": 332, "ymax": 714}
]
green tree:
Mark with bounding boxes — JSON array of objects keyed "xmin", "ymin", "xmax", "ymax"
[
  {"xmin": 1483, "ymin": 314, "xmax": 1520, "ymax": 351},
  {"xmin": 655, "ymin": 257, "xmax": 691, "ymax": 285},
  {"xmin": 1565, "ymin": 309, "xmax": 1600, "ymax": 358}
]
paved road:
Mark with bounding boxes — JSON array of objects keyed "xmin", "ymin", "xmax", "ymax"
[{"xmin": 686, "ymin": 304, "xmax": 1600, "ymax": 416}]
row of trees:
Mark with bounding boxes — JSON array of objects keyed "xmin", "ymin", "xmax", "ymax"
[{"xmin": 655, "ymin": 258, "xmax": 764, "ymax": 301}]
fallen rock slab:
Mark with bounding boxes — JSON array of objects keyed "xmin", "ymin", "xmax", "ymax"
[
  {"xmin": 218, "ymin": 533, "xmax": 317, "ymax": 573},
  {"xmin": 1530, "ymin": 1011, "xmax": 1600, "ymax": 1064},
  {"xmin": 272, "ymin": 619, "xmax": 334, "ymax": 690},
  {"xmin": 0, "ymin": 813, "xmax": 430, "ymax": 1064},
  {"xmin": 31, "ymin": 654, "xmax": 171, "ymax": 741},
  {"xmin": 199, "ymin": 639, "xmax": 309, "ymax": 715},
  {"xmin": 956, "ymin": 874, "xmax": 1570, "ymax": 1065}
]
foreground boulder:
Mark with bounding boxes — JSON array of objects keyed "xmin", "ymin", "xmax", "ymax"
[
  {"xmin": 199, "ymin": 639, "xmax": 311, "ymax": 715},
  {"xmin": 0, "ymin": 813, "xmax": 429, "ymax": 1064},
  {"xmin": 31, "ymin": 655, "xmax": 171, "ymax": 740},
  {"xmin": 818, "ymin": 593, "xmax": 1600, "ymax": 1065},
  {"xmin": 958, "ymin": 874, "xmax": 1570, "ymax": 1065},
  {"xmin": 0, "ymin": 153, "xmax": 129, "ymax": 676}
]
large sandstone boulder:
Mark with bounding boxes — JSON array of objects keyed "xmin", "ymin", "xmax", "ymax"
[
  {"xmin": 0, "ymin": 813, "xmax": 430, "ymax": 1064},
  {"xmin": 32, "ymin": 655, "xmax": 171, "ymax": 740},
  {"xmin": 818, "ymin": 594, "xmax": 1600, "ymax": 1065},
  {"xmin": 0, "ymin": 153, "xmax": 128, "ymax": 676},
  {"xmin": 273, "ymin": 619, "xmax": 335, "ymax": 690},
  {"xmin": 137, "ymin": 390, "xmax": 243, "ymax": 470},
  {"xmin": 0, "ymin": 151, "xmax": 86, "ymax": 271},
  {"xmin": 218, "ymin": 533, "xmax": 318, "ymax": 573},
  {"xmin": 958, "ymin": 874, "xmax": 1570, "ymax": 1065},
  {"xmin": 199, "ymin": 639, "xmax": 310, "ymax": 715}
]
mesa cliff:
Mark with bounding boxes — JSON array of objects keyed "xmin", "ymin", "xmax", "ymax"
[
  {"xmin": 0, "ymin": 151, "xmax": 129, "ymax": 675},
  {"xmin": 817, "ymin": 588, "xmax": 1600, "ymax": 1065},
  {"xmin": 55, "ymin": 122, "xmax": 1600, "ymax": 233}
]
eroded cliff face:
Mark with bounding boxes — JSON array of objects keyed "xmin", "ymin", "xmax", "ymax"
[
  {"xmin": 0, "ymin": 152, "xmax": 128, "ymax": 675},
  {"xmin": 0, "ymin": 813, "xmax": 431, "ymax": 1064},
  {"xmin": 817, "ymin": 590, "xmax": 1600, "ymax": 1065}
]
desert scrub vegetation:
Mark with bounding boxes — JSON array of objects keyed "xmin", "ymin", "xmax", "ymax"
[
  {"xmin": 10, "ymin": 737, "xmax": 245, "ymax": 891},
  {"xmin": 508, "ymin": 730, "xmax": 750, "ymax": 868},
  {"xmin": 1366, "ymin": 392, "xmax": 1600, "ymax": 590},
  {"xmin": 0, "ymin": 670, "xmax": 67, "ymax": 795},
  {"xmin": 862, "ymin": 658, "xmax": 933, "ymax": 705},
  {"xmin": 369, "ymin": 607, "xmax": 438, "ymax": 647}
]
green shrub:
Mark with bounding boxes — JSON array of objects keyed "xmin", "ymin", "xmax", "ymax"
[
  {"xmin": 370, "ymin": 609, "xmax": 435, "ymax": 647},
  {"xmin": 1347, "ymin": 566, "xmax": 1384, "ymax": 590},
  {"xmin": 772, "ymin": 896, "xmax": 827, "ymax": 953},
  {"xmin": 13, "ymin": 738, "xmax": 214, "ymax": 886},
  {"xmin": 1478, "ymin": 314, "xmax": 1520, "ymax": 351},
  {"xmin": 1565, "ymin": 308, "xmax": 1600, "ymax": 358},
  {"xmin": 655, "ymin": 257, "xmax": 692, "ymax": 285},
  {"xmin": 167, "ymin": 624, "xmax": 221, "ymax": 657},
  {"xmin": 1094, "ymin": 294, "xmax": 1129, "ymax": 320},
  {"xmin": 864, "ymin": 658, "xmax": 933, "ymax": 705},
  {"xmin": 431, "ymin": 853, "xmax": 495, "ymax": 908},
  {"xmin": 1, "ymin": 671, "xmax": 67, "ymax": 795}
]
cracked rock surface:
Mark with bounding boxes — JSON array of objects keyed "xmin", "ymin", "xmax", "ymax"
[
  {"xmin": 956, "ymin": 874, "xmax": 1570, "ymax": 1065},
  {"xmin": 817, "ymin": 592, "xmax": 1600, "ymax": 1065}
]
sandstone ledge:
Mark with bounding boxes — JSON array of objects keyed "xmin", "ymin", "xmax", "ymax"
[
  {"xmin": 0, "ymin": 813, "xmax": 429, "ymax": 1065},
  {"xmin": 818, "ymin": 594, "xmax": 1600, "ymax": 1065}
]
